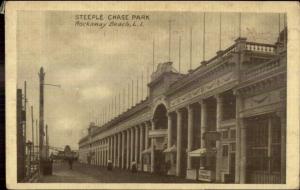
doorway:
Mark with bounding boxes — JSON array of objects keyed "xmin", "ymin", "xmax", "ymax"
[{"xmin": 229, "ymin": 153, "xmax": 235, "ymax": 183}]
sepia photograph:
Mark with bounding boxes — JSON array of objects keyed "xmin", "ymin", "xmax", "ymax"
[{"xmin": 5, "ymin": 1, "xmax": 300, "ymax": 189}]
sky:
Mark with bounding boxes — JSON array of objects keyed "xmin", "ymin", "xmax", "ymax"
[{"xmin": 17, "ymin": 11, "xmax": 285, "ymax": 150}]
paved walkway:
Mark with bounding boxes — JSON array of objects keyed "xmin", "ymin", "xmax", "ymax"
[{"xmin": 38, "ymin": 161, "xmax": 198, "ymax": 183}]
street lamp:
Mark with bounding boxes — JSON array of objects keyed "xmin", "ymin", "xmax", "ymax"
[{"xmin": 38, "ymin": 67, "xmax": 61, "ymax": 175}]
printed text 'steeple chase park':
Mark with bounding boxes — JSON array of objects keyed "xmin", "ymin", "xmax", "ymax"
[{"xmin": 74, "ymin": 14, "xmax": 150, "ymax": 28}]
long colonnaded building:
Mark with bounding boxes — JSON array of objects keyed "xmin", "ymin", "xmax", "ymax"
[{"xmin": 78, "ymin": 31, "xmax": 287, "ymax": 184}]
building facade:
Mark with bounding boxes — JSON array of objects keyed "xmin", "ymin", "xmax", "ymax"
[{"xmin": 78, "ymin": 32, "xmax": 287, "ymax": 184}]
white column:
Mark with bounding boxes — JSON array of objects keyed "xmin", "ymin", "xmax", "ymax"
[
  {"xmin": 135, "ymin": 126, "xmax": 139, "ymax": 163},
  {"xmin": 101, "ymin": 142, "xmax": 103, "ymax": 166},
  {"xmin": 105, "ymin": 138, "xmax": 108, "ymax": 166},
  {"xmin": 118, "ymin": 133, "xmax": 121, "ymax": 168},
  {"xmin": 109, "ymin": 136, "xmax": 114, "ymax": 162},
  {"xmin": 187, "ymin": 105, "xmax": 194, "ymax": 170},
  {"xmin": 130, "ymin": 127, "xmax": 135, "ymax": 164},
  {"xmin": 100, "ymin": 142, "xmax": 102, "ymax": 166},
  {"xmin": 114, "ymin": 135, "xmax": 117, "ymax": 167},
  {"xmin": 101, "ymin": 141, "xmax": 104, "ymax": 166},
  {"xmin": 145, "ymin": 122, "xmax": 149, "ymax": 149},
  {"xmin": 200, "ymin": 100, "xmax": 207, "ymax": 169},
  {"xmin": 279, "ymin": 111, "xmax": 286, "ymax": 184},
  {"xmin": 150, "ymin": 120, "xmax": 155, "ymax": 173},
  {"xmin": 215, "ymin": 94, "xmax": 223, "ymax": 182},
  {"xmin": 176, "ymin": 110, "xmax": 182, "ymax": 176},
  {"xmin": 234, "ymin": 94, "xmax": 243, "ymax": 183},
  {"xmin": 167, "ymin": 113, "xmax": 172, "ymax": 148},
  {"xmin": 96, "ymin": 147, "xmax": 98, "ymax": 165},
  {"xmin": 126, "ymin": 129, "xmax": 130, "ymax": 169},
  {"xmin": 103, "ymin": 139, "xmax": 106, "ymax": 166},
  {"xmin": 121, "ymin": 131, "xmax": 126, "ymax": 169},
  {"xmin": 240, "ymin": 120, "xmax": 246, "ymax": 183},
  {"xmin": 98, "ymin": 147, "xmax": 100, "ymax": 166},
  {"xmin": 139, "ymin": 124, "xmax": 144, "ymax": 171}
]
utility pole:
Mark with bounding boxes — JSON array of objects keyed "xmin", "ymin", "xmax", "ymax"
[
  {"xmin": 31, "ymin": 106, "xmax": 34, "ymax": 162},
  {"xmin": 24, "ymin": 81, "xmax": 27, "ymax": 145},
  {"xmin": 46, "ymin": 124, "xmax": 49, "ymax": 159},
  {"xmin": 38, "ymin": 67, "xmax": 45, "ymax": 173}
]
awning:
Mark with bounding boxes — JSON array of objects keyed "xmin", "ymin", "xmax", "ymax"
[
  {"xmin": 142, "ymin": 148, "xmax": 151, "ymax": 154},
  {"xmin": 188, "ymin": 148, "xmax": 217, "ymax": 157},
  {"xmin": 163, "ymin": 145, "xmax": 177, "ymax": 153},
  {"xmin": 188, "ymin": 148, "xmax": 207, "ymax": 157}
]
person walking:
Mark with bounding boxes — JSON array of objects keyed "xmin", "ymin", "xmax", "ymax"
[{"xmin": 68, "ymin": 158, "xmax": 73, "ymax": 170}]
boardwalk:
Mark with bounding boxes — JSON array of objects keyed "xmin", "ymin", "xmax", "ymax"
[{"xmin": 38, "ymin": 161, "xmax": 198, "ymax": 183}]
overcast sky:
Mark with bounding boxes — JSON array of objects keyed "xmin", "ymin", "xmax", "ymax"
[{"xmin": 17, "ymin": 11, "xmax": 285, "ymax": 150}]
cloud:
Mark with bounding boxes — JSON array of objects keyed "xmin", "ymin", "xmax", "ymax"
[{"xmin": 79, "ymin": 85, "xmax": 112, "ymax": 101}]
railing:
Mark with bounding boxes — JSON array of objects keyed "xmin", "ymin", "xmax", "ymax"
[
  {"xmin": 204, "ymin": 44, "xmax": 237, "ymax": 66},
  {"xmin": 242, "ymin": 58, "xmax": 283, "ymax": 81},
  {"xmin": 248, "ymin": 171, "xmax": 281, "ymax": 184},
  {"xmin": 221, "ymin": 44, "xmax": 237, "ymax": 58},
  {"xmin": 23, "ymin": 158, "xmax": 40, "ymax": 182},
  {"xmin": 246, "ymin": 42, "xmax": 276, "ymax": 54}
]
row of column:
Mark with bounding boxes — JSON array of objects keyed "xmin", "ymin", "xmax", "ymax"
[
  {"xmin": 167, "ymin": 94, "xmax": 224, "ymax": 178},
  {"xmin": 90, "ymin": 121, "xmax": 151, "ymax": 170},
  {"xmin": 90, "ymin": 138, "xmax": 108, "ymax": 166}
]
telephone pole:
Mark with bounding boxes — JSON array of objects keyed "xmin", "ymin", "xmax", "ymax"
[
  {"xmin": 31, "ymin": 106, "xmax": 34, "ymax": 161},
  {"xmin": 38, "ymin": 67, "xmax": 45, "ymax": 173}
]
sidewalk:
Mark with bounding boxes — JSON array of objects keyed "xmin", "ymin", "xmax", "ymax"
[{"xmin": 38, "ymin": 161, "xmax": 198, "ymax": 183}]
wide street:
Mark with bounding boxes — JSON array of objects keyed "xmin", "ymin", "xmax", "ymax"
[{"xmin": 38, "ymin": 161, "xmax": 198, "ymax": 183}]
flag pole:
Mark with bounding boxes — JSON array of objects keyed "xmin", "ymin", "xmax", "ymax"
[
  {"xmin": 132, "ymin": 80, "xmax": 134, "ymax": 107},
  {"xmin": 179, "ymin": 35, "xmax": 181, "ymax": 73},
  {"xmin": 203, "ymin": 12, "xmax": 206, "ymax": 61},
  {"xmin": 141, "ymin": 72, "xmax": 144, "ymax": 100},
  {"xmin": 153, "ymin": 38, "xmax": 155, "ymax": 73},
  {"xmin": 189, "ymin": 27, "xmax": 193, "ymax": 70},
  {"xmin": 219, "ymin": 13, "xmax": 222, "ymax": 50}
]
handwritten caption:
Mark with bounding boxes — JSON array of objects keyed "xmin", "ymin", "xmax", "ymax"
[{"xmin": 74, "ymin": 14, "xmax": 150, "ymax": 29}]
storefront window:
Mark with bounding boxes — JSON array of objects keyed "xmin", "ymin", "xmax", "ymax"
[
  {"xmin": 230, "ymin": 129, "xmax": 236, "ymax": 139},
  {"xmin": 222, "ymin": 145, "xmax": 229, "ymax": 157},
  {"xmin": 246, "ymin": 115, "xmax": 282, "ymax": 173},
  {"xmin": 222, "ymin": 91, "xmax": 236, "ymax": 121},
  {"xmin": 222, "ymin": 131, "xmax": 229, "ymax": 139},
  {"xmin": 230, "ymin": 143, "xmax": 236, "ymax": 152}
]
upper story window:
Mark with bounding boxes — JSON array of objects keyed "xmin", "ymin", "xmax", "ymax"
[{"xmin": 222, "ymin": 91, "xmax": 236, "ymax": 121}]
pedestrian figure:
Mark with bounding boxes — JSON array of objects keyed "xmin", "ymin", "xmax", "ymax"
[
  {"xmin": 107, "ymin": 160, "xmax": 112, "ymax": 171},
  {"xmin": 131, "ymin": 162, "xmax": 137, "ymax": 173},
  {"xmin": 68, "ymin": 158, "xmax": 73, "ymax": 170}
]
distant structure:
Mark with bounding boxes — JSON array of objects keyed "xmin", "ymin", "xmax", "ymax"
[
  {"xmin": 79, "ymin": 29, "xmax": 287, "ymax": 184},
  {"xmin": 17, "ymin": 89, "xmax": 26, "ymax": 182}
]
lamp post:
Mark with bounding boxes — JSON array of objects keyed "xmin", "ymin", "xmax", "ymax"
[{"xmin": 38, "ymin": 67, "xmax": 61, "ymax": 175}]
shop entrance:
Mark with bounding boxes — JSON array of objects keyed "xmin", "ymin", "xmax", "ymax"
[
  {"xmin": 229, "ymin": 153, "xmax": 235, "ymax": 183},
  {"xmin": 152, "ymin": 104, "xmax": 168, "ymax": 175}
]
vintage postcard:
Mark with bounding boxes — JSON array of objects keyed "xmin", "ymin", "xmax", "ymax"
[{"xmin": 5, "ymin": 1, "xmax": 300, "ymax": 189}]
